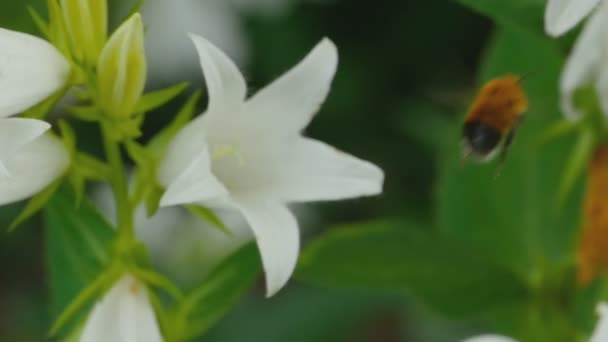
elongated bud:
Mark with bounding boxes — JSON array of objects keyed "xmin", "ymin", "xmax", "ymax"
[
  {"xmin": 60, "ymin": 0, "xmax": 107, "ymax": 65},
  {"xmin": 578, "ymin": 145, "xmax": 608, "ymax": 285},
  {"xmin": 98, "ymin": 14, "xmax": 146, "ymax": 120}
]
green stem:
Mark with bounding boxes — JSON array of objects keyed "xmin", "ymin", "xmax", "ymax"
[{"xmin": 101, "ymin": 122, "xmax": 134, "ymax": 243}]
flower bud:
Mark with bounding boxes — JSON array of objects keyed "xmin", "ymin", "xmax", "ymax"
[
  {"xmin": 97, "ymin": 13, "xmax": 146, "ymax": 120},
  {"xmin": 578, "ymin": 144, "xmax": 608, "ymax": 285},
  {"xmin": 60, "ymin": 0, "xmax": 107, "ymax": 65}
]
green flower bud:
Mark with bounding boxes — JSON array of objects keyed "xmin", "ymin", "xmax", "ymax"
[
  {"xmin": 60, "ymin": 0, "xmax": 107, "ymax": 65},
  {"xmin": 97, "ymin": 14, "xmax": 146, "ymax": 120}
]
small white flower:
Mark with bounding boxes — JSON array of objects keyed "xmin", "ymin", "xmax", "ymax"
[
  {"xmin": 461, "ymin": 335, "xmax": 516, "ymax": 342},
  {"xmin": 545, "ymin": 0, "xmax": 601, "ymax": 36},
  {"xmin": 559, "ymin": 1, "xmax": 608, "ymax": 119},
  {"xmin": 0, "ymin": 28, "xmax": 70, "ymax": 205},
  {"xmin": 80, "ymin": 274, "xmax": 162, "ymax": 342},
  {"xmin": 158, "ymin": 34, "xmax": 384, "ymax": 296}
]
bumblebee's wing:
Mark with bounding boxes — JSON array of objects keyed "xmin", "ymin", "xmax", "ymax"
[{"xmin": 495, "ymin": 116, "xmax": 524, "ymax": 177}]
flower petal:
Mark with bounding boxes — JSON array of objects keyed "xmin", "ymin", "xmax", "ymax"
[
  {"xmin": 0, "ymin": 118, "xmax": 49, "ymax": 161},
  {"xmin": 81, "ymin": 274, "xmax": 162, "ymax": 342},
  {"xmin": 462, "ymin": 335, "xmax": 517, "ymax": 342},
  {"xmin": 233, "ymin": 196, "xmax": 299, "ymax": 297},
  {"xmin": 158, "ymin": 117, "xmax": 229, "ymax": 206},
  {"xmin": 244, "ymin": 38, "xmax": 338, "ymax": 137},
  {"xmin": 270, "ymin": 137, "xmax": 383, "ymax": 202},
  {"xmin": 591, "ymin": 302, "xmax": 608, "ymax": 342},
  {"xmin": 0, "ymin": 28, "xmax": 70, "ymax": 117},
  {"xmin": 190, "ymin": 33, "xmax": 246, "ymax": 112},
  {"xmin": 0, "ymin": 133, "xmax": 68, "ymax": 206},
  {"xmin": 545, "ymin": 0, "xmax": 601, "ymax": 36},
  {"xmin": 559, "ymin": 6, "xmax": 604, "ymax": 119}
]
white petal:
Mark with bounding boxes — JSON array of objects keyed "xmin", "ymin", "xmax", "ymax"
[
  {"xmin": 245, "ymin": 38, "xmax": 338, "ymax": 137},
  {"xmin": 234, "ymin": 196, "xmax": 299, "ymax": 297},
  {"xmin": 160, "ymin": 148, "xmax": 229, "ymax": 206},
  {"xmin": 0, "ymin": 28, "xmax": 70, "ymax": 117},
  {"xmin": 559, "ymin": 6, "xmax": 604, "ymax": 119},
  {"xmin": 591, "ymin": 302, "xmax": 608, "ymax": 342},
  {"xmin": 81, "ymin": 274, "xmax": 162, "ymax": 342},
  {"xmin": 270, "ymin": 137, "xmax": 383, "ymax": 202},
  {"xmin": 545, "ymin": 0, "xmax": 601, "ymax": 36},
  {"xmin": 0, "ymin": 133, "xmax": 68, "ymax": 206},
  {"xmin": 462, "ymin": 335, "xmax": 517, "ymax": 342},
  {"xmin": 0, "ymin": 118, "xmax": 49, "ymax": 160},
  {"xmin": 190, "ymin": 33, "xmax": 246, "ymax": 112},
  {"xmin": 158, "ymin": 118, "xmax": 229, "ymax": 206}
]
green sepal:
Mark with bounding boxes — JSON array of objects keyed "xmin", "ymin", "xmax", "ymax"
[
  {"xmin": 145, "ymin": 186, "xmax": 164, "ymax": 217},
  {"xmin": 129, "ymin": 268, "xmax": 184, "ymax": 301},
  {"xmin": 22, "ymin": 86, "xmax": 69, "ymax": 120},
  {"xmin": 166, "ymin": 244, "xmax": 260, "ymax": 341},
  {"xmin": 48, "ymin": 265, "xmax": 122, "ymax": 337},
  {"xmin": 69, "ymin": 105, "xmax": 101, "ymax": 122},
  {"xmin": 135, "ymin": 82, "xmax": 189, "ymax": 113},
  {"xmin": 186, "ymin": 205, "xmax": 232, "ymax": 237},
  {"xmin": 557, "ymin": 128, "xmax": 595, "ymax": 207},
  {"xmin": 148, "ymin": 91, "xmax": 201, "ymax": 154},
  {"xmin": 47, "ymin": 0, "xmax": 71, "ymax": 57},
  {"xmin": 28, "ymin": 6, "xmax": 51, "ymax": 39},
  {"xmin": 8, "ymin": 178, "xmax": 63, "ymax": 232}
]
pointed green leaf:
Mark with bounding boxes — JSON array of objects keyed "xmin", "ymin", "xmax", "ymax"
[
  {"xmin": 168, "ymin": 243, "xmax": 260, "ymax": 341},
  {"xmin": 130, "ymin": 268, "xmax": 183, "ymax": 300},
  {"xmin": 45, "ymin": 187, "xmax": 117, "ymax": 338},
  {"xmin": 22, "ymin": 86, "xmax": 68, "ymax": 119},
  {"xmin": 186, "ymin": 205, "xmax": 232, "ymax": 237},
  {"xmin": 136, "ymin": 82, "xmax": 189, "ymax": 113},
  {"xmin": 8, "ymin": 178, "xmax": 63, "ymax": 232},
  {"xmin": 297, "ymin": 220, "xmax": 528, "ymax": 318}
]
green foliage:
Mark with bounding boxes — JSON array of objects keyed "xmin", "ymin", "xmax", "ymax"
[
  {"xmin": 45, "ymin": 187, "xmax": 116, "ymax": 337},
  {"xmin": 8, "ymin": 178, "xmax": 62, "ymax": 232},
  {"xmin": 166, "ymin": 244, "xmax": 261, "ymax": 341},
  {"xmin": 456, "ymin": 0, "xmax": 545, "ymax": 35},
  {"xmin": 297, "ymin": 220, "xmax": 528, "ymax": 318},
  {"xmin": 187, "ymin": 205, "xmax": 233, "ymax": 237},
  {"xmin": 135, "ymin": 82, "xmax": 189, "ymax": 113}
]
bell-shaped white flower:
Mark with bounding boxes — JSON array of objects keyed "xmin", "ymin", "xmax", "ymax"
[
  {"xmin": 545, "ymin": 0, "xmax": 601, "ymax": 36},
  {"xmin": 559, "ymin": 1, "xmax": 608, "ymax": 119},
  {"xmin": 80, "ymin": 274, "xmax": 162, "ymax": 342},
  {"xmin": 158, "ymin": 34, "xmax": 384, "ymax": 296},
  {"xmin": 0, "ymin": 28, "xmax": 70, "ymax": 116},
  {"xmin": 0, "ymin": 28, "xmax": 70, "ymax": 205}
]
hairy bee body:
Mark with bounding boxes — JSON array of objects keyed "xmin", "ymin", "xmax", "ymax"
[{"xmin": 462, "ymin": 75, "xmax": 528, "ymax": 162}]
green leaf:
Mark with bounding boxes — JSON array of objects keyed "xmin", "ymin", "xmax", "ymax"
[
  {"xmin": 557, "ymin": 128, "xmax": 595, "ymax": 206},
  {"xmin": 456, "ymin": 0, "xmax": 545, "ymax": 35},
  {"xmin": 297, "ymin": 220, "xmax": 528, "ymax": 318},
  {"xmin": 438, "ymin": 25, "xmax": 577, "ymax": 282},
  {"xmin": 8, "ymin": 178, "xmax": 63, "ymax": 232},
  {"xmin": 45, "ymin": 187, "xmax": 117, "ymax": 337},
  {"xmin": 167, "ymin": 243, "xmax": 260, "ymax": 341},
  {"xmin": 135, "ymin": 82, "xmax": 189, "ymax": 113},
  {"xmin": 186, "ymin": 205, "xmax": 232, "ymax": 237}
]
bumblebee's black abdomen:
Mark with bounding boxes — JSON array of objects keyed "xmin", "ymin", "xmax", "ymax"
[{"xmin": 463, "ymin": 121, "xmax": 501, "ymax": 155}]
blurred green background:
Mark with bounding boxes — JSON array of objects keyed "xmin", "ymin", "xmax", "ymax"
[{"xmin": 0, "ymin": 0, "xmax": 590, "ymax": 341}]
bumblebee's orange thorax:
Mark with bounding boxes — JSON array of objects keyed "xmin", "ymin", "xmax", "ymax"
[{"xmin": 465, "ymin": 75, "xmax": 528, "ymax": 134}]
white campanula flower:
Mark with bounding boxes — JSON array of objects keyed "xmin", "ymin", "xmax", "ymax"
[
  {"xmin": 158, "ymin": 34, "xmax": 384, "ymax": 296},
  {"xmin": 462, "ymin": 302, "xmax": 608, "ymax": 342},
  {"xmin": 0, "ymin": 28, "xmax": 70, "ymax": 205},
  {"xmin": 80, "ymin": 274, "xmax": 162, "ymax": 342},
  {"xmin": 545, "ymin": 0, "xmax": 601, "ymax": 36},
  {"xmin": 558, "ymin": 1, "xmax": 608, "ymax": 119}
]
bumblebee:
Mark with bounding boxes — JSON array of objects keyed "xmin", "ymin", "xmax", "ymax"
[{"xmin": 462, "ymin": 74, "xmax": 528, "ymax": 165}]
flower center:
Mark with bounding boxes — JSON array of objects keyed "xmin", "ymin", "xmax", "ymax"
[{"xmin": 210, "ymin": 142, "xmax": 244, "ymax": 167}]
